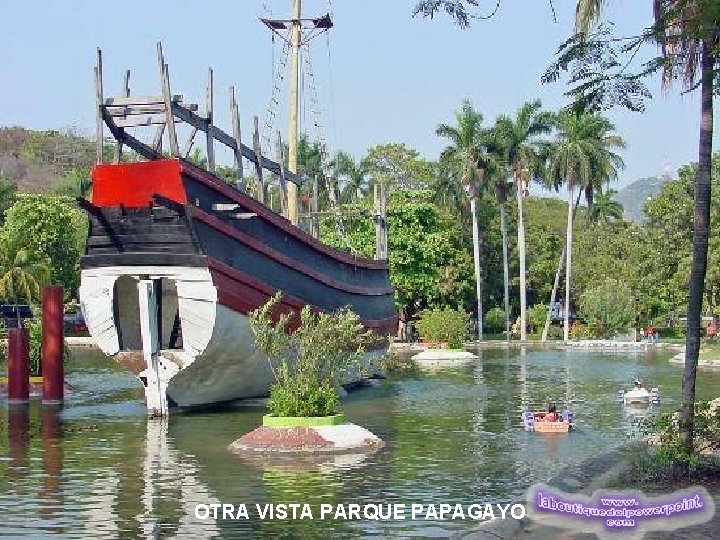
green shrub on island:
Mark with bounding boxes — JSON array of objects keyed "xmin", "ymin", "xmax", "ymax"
[
  {"xmin": 484, "ymin": 307, "xmax": 506, "ymax": 334},
  {"xmin": 249, "ymin": 293, "xmax": 372, "ymax": 418},
  {"xmin": 416, "ymin": 307, "xmax": 469, "ymax": 349},
  {"xmin": 578, "ymin": 278, "xmax": 635, "ymax": 339}
]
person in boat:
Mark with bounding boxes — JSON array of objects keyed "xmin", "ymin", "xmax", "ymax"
[
  {"xmin": 634, "ymin": 379, "xmax": 645, "ymax": 390},
  {"xmin": 545, "ymin": 404, "xmax": 559, "ymax": 422}
]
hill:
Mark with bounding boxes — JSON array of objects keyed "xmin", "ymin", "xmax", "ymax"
[
  {"xmin": 0, "ymin": 126, "xmax": 94, "ymax": 194},
  {"xmin": 614, "ymin": 175, "xmax": 673, "ymax": 223}
]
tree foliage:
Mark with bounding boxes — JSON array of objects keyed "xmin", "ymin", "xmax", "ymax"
[
  {"xmin": 578, "ymin": 277, "xmax": 636, "ymax": 337},
  {"xmin": 0, "ymin": 195, "xmax": 83, "ymax": 293},
  {"xmin": 249, "ymin": 293, "xmax": 372, "ymax": 417}
]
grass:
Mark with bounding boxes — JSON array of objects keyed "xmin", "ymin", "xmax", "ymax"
[{"xmin": 699, "ymin": 341, "xmax": 720, "ymax": 363}]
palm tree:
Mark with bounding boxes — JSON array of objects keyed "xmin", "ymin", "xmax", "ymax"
[
  {"xmin": 0, "ymin": 249, "xmax": 50, "ymax": 325},
  {"xmin": 332, "ymin": 151, "xmax": 368, "ymax": 203},
  {"xmin": 547, "ymin": 109, "xmax": 625, "ymax": 341},
  {"xmin": 437, "ymin": 99, "xmax": 487, "ymax": 339},
  {"xmin": 590, "ymin": 188, "xmax": 624, "ymax": 223},
  {"xmin": 576, "ymin": 0, "xmax": 718, "ymax": 455},
  {"xmin": 494, "ymin": 100, "xmax": 554, "ymax": 341}
]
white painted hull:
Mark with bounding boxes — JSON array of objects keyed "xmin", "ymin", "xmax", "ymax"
[{"xmin": 79, "ymin": 265, "xmax": 384, "ymax": 411}]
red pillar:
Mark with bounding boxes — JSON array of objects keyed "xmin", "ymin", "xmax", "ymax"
[
  {"xmin": 7, "ymin": 327, "xmax": 30, "ymax": 403},
  {"xmin": 42, "ymin": 285, "xmax": 65, "ymax": 405}
]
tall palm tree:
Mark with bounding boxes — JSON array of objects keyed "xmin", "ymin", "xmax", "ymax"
[
  {"xmin": 547, "ymin": 109, "xmax": 625, "ymax": 341},
  {"xmin": 437, "ymin": 99, "xmax": 487, "ymax": 339},
  {"xmin": 590, "ymin": 187, "xmax": 624, "ymax": 223},
  {"xmin": 576, "ymin": 0, "xmax": 718, "ymax": 454},
  {"xmin": 494, "ymin": 100, "xmax": 554, "ymax": 341}
]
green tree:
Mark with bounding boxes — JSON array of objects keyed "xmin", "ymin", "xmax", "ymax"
[
  {"xmin": 578, "ymin": 278, "xmax": 636, "ymax": 338},
  {"xmin": 590, "ymin": 187, "xmax": 624, "ymax": 223},
  {"xmin": 547, "ymin": 109, "xmax": 625, "ymax": 340},
  {"xmin": 494, "ymin": 100, "xmax": 554, "ymax": 340},
  {"xmin": 0, "ymin": 248, "xmax": 50, "ymax": 308},
  {"xmin": 0, "ymin": 195, "xmax": 83, "ymax": 293},
  {"xmin": 436, "ymin": 99, "xmax": 488, "ymax": 338},
  {"xmin": 363, "ymin": 143, "xmax": 435, "ymax": 190},
  {"xmin": 576, "ymin": 0, "xmax": 719, "ymax": 458},
  {"xmin": 332, "ymin": 151, "xmax": 368, "ymax": 203},
  {"xmin": 0, "ymin": 172, "xmax": 17, "ymax": 223},
  {"xmin": 321, "ymin": 190, "xmax": 474, "ymax": 319}
]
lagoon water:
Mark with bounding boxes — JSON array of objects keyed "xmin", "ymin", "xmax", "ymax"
[{"xmin": 1, "ymin": 346, "xmax": 719, "ymax": 538}]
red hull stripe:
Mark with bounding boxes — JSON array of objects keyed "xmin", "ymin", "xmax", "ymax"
[
  {"xmin": 207, "ymin": 257, "xmax": 397, "ymax": 332},
  {"xmin": 179, "ymin": 160, "xmax": 388, "ymax": 271},
  {"xmin": 92, "ymin": 160, "xmax": 187, "ymax": 207},
  {"xmin": 191, "ymin": 207, "xmax": 393, "ymax": 296}
]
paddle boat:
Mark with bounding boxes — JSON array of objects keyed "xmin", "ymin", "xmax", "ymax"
[
  {"xmin": 618, "ymin": 380, "xmax": 660, "ymax": 407},
  {"xmin": 522, "ymin": 409, "xmax": 574, "ymax": 433}
]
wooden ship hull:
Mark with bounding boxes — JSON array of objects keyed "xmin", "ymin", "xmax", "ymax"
[
  {"xmin": 79, "ymin": 45, "xmax": 396, "ymax": 415},
  {"xmin": 80, "ymin": 159, "xmax": 396, "ymax": 414}
]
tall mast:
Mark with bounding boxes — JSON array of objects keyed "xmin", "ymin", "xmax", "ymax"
[
  {"xmin": 261, "ymin": 2, "xmax": 333, "ymax": 225},
  {"xmin": 287, "ymin": 0, "xmax": 301, "ymax": 225}
]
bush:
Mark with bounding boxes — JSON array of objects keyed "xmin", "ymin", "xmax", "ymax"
[
  {"xmin": 416, "ymin": 307, "xmax": 469, "ymax": 349},
  {"xmin": 578, "ymin": 278, "xmax": 635, "ymax": 338},
  {"xmin": 569, "ymin": 321, "xmax": 594, "ymax": 340},
  {"xmin": 528, "ymin": 304, "xmax": 548, "ymax": 332},
  {"xmin": 643, "ymin": 400, "xmax": 720, "ymax": 479},
  {"xmin": 249, "ymin": 293, "xmax": 371, "ymax": 418},
  {"xmin": 484, "ymin": 307, "xmax": 506, "ymax": 333}
]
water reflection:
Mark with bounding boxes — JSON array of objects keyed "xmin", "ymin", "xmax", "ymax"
[{"xmin": 2, "ymin": 346, "xmax": 720, "ymax": 538}]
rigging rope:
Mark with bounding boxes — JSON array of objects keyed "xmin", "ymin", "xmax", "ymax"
[{"xmin": 303, "ymin": 42, "xmax": 354, "ymax": 253}]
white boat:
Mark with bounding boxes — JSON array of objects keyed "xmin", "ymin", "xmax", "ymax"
[{"xmin": 618, "ymin": 386, "xmax": 660, "ymax": 406}]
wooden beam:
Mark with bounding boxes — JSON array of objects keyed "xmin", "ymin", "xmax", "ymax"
[
  {"xmin": 229, "ymin": 86, "xmax": 244, "ymax": 191},
  {"xmin": 95, "ymin": 49, "xmax": 104, "ymax": 164},
  {"xmin": 102, "ymin": 107, "xmax": 160, "ymax": 161},
  {"xmin": 277, "ymin": 131, "xmax": 289, "ymax": 217},
  {"xmin": 114, "ymin": 69, "xmax": 130, "ymax": 163},
  {"xmin": 152, "ymin": 123, "xmax": 165, "ymax": 153},
  {"xmin": 106, "ymin": 103, "xmax": 198, "ymax": 117},
  {"xmin": 104, "ymin": 95, "xmax": 183, "ymax": 107},
  {"xmin": 252, "ymin": 116, "xmax": 265, "ymax": 204},
  {"xmin": 182, "ymin": 127, "xmax": 199, "ymax": 159},
  {"xmin": 157, "ymin": 42, "xmax": 179, "ymax": 156},
  {"xmin": 205, "ymin": 68, "xmax": 215, "ymax": 173},
  {"xmin": 114, "ymin": 113, "xmax": 186, "ymax": 128}
]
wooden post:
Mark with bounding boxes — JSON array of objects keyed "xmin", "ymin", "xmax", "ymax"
[
  {"xmin": 114, "ymin": 69, "xmax": 131, "ymax": 163},
  {"xmin": 94, "ymin": 48, "xmax": 104, "ymax": 164},
  {"xmin": 312, "ymin": 174, "xmax": 319, "ymax": 239},
  {"xmin": 152, "ymin": 124, "xmax": 165, "ymax": 154},
  {"xmin": 205, "ymin": 68, "xmax": 216, "ymax": 172},
  {"xmin": 374, "ymin": 180, "xmax": 388, "ymax": 260},
  {"xmin": 286, "ymin": 0, "xmax": 302, "ymax": 225},
  {"xmin": 229, "ymin": 86, "xmax": 244, "ymax": 190},
  {"xmin": 7, "ymin": 405, "xmax": 30, "ymax": 477},
  {"xmin": 157, "ymin": 42, "xmax": 179, "ymax": 156},
  {"xmin": 7, "ymin": 328, "xmax": 30, "ymax": 404},
  {"xmin": 252, "ymin": 116, "xmax": 265, "ymax": 204},
  {"xmin": 42, "ymin": 285, "xmax": 64, "ymax": 405},
  {"xmin": 277, "ymin": 132, "xmax": 289, "ymax": 217}
]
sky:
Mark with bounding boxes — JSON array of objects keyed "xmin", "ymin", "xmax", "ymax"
[{"xmin": 1, "ymin": 0, "xmax": 718, "ymax": 192}]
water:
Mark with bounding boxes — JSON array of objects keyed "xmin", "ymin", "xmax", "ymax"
[{"xmin": 1, "ymin": 346, "xmax": 718, "ymax": 538}]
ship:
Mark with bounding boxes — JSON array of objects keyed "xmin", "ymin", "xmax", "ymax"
[{"xmin": 78, "ymin": 6, "xmax": 396, "ymax": 415}]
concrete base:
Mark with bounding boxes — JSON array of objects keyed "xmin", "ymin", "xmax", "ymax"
[
  {"xmin": 670, "ymin": 352, "xmax": 720, "ymax": 369},
  {"xmin": 228, "ymin": 422, "xmax": 384, "ymax": 455},
  {"xmin": 411, "ymin": 349, "xmax": 478, "ymax": 368}
]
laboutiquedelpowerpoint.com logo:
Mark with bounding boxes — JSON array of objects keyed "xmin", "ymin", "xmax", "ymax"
[{"xmin": 526, "ymin": 484, "xmax": 715, "ymax": 540}]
